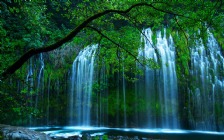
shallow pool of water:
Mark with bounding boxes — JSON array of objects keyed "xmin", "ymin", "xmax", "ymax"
[{"xmin": 28, "ymin": 126, "xmax": 224, "ymax": 140}]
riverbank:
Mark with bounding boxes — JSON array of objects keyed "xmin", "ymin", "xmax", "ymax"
[
  {"xmin": 1, "ymin": 125, "xmax": 224, "ymax": 140},
  {"xmin": 0, "ymin": 124, "xmax": 51, "ymax": 140},
  {"xmin": 0, "ymin": 124, "xmax": 164, "ymax": 140}
]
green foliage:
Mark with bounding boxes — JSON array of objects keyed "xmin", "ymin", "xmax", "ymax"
[
  {"xmin": 1, "ymin": 0, "xmax": 223, "ymax": 79},
  {"xmin": 151, "ymin": 33, "xmax": 157, "ymax": 45},
  {"xmin": 102, "ymin": 135, "xmax": 108, "ymax": 140},
  {"xmin": 0, "ymin": 88, "xmax": 35, "ymax": 125},
  {"xmin": 1, "ymin": 0, "xmax": 224, "ymax": 126},
  {"xmin": 106, "ymin": 88, "xmax": 148, "ymax": 117},
  {"xmin": 172, "ymin": 31, "xmax": 190, "ymax": 83},
  {"xmin": 93, "ymin": 136, "xmax": 100, "ymax": 140},
  {"xmin": 213, "ymin": 31, "xmax": 224, "ymax": 49}
]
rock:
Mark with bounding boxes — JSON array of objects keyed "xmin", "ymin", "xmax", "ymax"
[
  {"xmin": 68, "ymin": 135, "xmax": 81, "ymax": 140},
  {"xmin": 0, "ymin": 124, "xmax": 52, "ymax": 140},
  {"xmin": 116, "ymin": 136, "xmax": 125, "ymax": 140},
  {"xmin": 133, "ymin": 136, "xmax": 139, "ymax": 140}
]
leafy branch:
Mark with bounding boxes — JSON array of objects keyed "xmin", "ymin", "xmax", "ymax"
[
  {"xmin": 0, "ymin": 2, "xmax": 202, "ymax": 80},
  {"xmin": 87, "ymin": 26, "xmax": 143, "ymax": 66}
]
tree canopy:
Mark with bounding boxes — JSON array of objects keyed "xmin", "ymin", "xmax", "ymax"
[
  {"xmin": 0, "ymin": 0, "xmax": 224, "ymax": 127},
  {"xmin": 0, "ymin": 0, "xmax": 223, "ymax": 81}
]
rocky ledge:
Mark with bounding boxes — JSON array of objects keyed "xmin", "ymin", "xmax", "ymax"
[{"xmin": 0, "ymin": 124, "xmax": 51, "ymax": 140}]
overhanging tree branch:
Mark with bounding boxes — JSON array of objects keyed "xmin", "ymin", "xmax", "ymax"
[
  {"xmin": 86, "ymin": 26, "xmax": 144, "ymax": 66},
  {"xmin": 174, "ymin": 16, "xmax": 189, "ymax": 46},
  {"xmin": 0, "ymin": 2, "xmax": 201, "ymax": 80}
]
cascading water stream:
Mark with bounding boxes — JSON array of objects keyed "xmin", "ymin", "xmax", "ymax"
[
  {"xmin": 69, "ymin": 44, "xmax": 97, "ymax": 126},
  {"xmin": 35, "ymin": 53, "xmax": 44, "ymax": 109},
  {"xmin": 122, "ymin": 64, "xmax": 127, "ymax": 128},
  {"xmin": 46, "ymin": 77, "xmax": 51, "ymax": 125},
  {"xmin": 136, "ymin": 28, "xmax": 179, "ymax": 128},
  {"xmin": 189, "ymin": 30, "xmax": 224, "ymax": 131},
  {"xmin": 66, "ymin": 28, "xmax": 223, "ymax": 131},
  {"xmin": 116, "ymin": 72, "xmax": 120, "ymax": 126},
  {"xmin": 95, "ymin": 63, "xmax": 108, "ymax": 126},
  {"xmin": 156, "ymin": 31, "xmax": 178, "ymax": 128},
  {"xmin": 25, "ymin": 54, "xmax": 45, "ymax": 126},
  {"xmin": 68, "ymin": 28, "xmax": 179, "ymax": 129},
  {"xmin": 26, "ymin": 59, "xmax": 34, "ymax": 125}
]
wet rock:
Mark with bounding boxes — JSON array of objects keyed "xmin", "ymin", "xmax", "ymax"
[
  {"xmin": 133, "ymin": 136, "xmax": 139, "ymax": 140},
  {"xmin": 0, "ymin": 124, "xmax": 52, "ymax": 140},
  {"xmin": 67, "ymin": 135, "xmax": 81, "ymax": 140},
  {"xmin": 141, "ymin": 138, "xmax": 149, "ymax": 140},
  {"xmin": 114, "ymin": 136, "xmax": 131, "ymax": 140}
]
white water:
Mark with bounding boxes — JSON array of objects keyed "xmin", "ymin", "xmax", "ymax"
[
  {"xmin": 96, "ymin": 63, "xmax": 108, "ymax": 126},
  {"xmin": 35, "ymin": 53, "xmax": 44, "ymax": 109},
  {"xmin": 136, "ymin": 28, "xmax": 179, "ymax": 128},
  {"xmin": 189, "ymin": 31, "xmax": 224, "ymax": 131},
  {"xmin": 26, "ymin": 59, "xmax": 34, "ymax": 125},
  {"xmin": 29, "ymin": 126, "xmax": 224, "ymax": 140},
  {"xmin": 46, "ymin": 77, "xmax": 51, "ymax": 125},
  {"xmin": 25, "ymin": 54, "xmax": 45, "ymax": 125},
  {"xmin": 69, "ymin": 28, "xmax": 179, "ymax": 128},
  {"xmin": 122, "ymin": 64, "xmax": 127, "ymax": 127},
  {"xmin": 67, "ymin": 28, "xmax": 224, "ymax": 130},
  {"xmin": 116, "ymin": 72, "xmax": 120, "ymax": 126},
  {"xmin": 69, "ymin": 44, "xmax": 97, "ymax": 126}
]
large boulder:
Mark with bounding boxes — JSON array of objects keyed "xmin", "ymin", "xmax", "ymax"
[{"xmin": 0, "ymin": 124, "xmax": 51, "ymax": 140}]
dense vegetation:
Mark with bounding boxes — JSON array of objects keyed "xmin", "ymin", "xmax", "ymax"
[{"xmin": 0, "ymin": 0, "xmax": 223, "ymax": 127}]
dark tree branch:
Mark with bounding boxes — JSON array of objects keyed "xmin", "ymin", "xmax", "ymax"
[
  {"xmin": 121, "ymin": 14, "xmax": 162, "ymax": 65},
  {"xmin": 174, "ymin": 16, "xmax": 189, "ymax": 46},
  {"xmin": 0, "ymin": 2, "xmax": 200, "ymax": 80},
  {"xmin": 87, "ymin": 26, "xmax": 144, "ymax": 66}
]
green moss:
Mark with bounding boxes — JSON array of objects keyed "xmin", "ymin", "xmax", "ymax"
[
  {"xmin": 152, "ymin": 32, "xmax": 157, "ymax": 45},
  {"xmin": 102, "ymin": 135, "xmax": 108, "ymax": 140}
]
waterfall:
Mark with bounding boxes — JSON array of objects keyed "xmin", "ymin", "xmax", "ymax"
[
  {"xmin": 136, "ymin": 28, "xmax": 179, "ymax": 128},
  {"xmin": 25, "ymin": 53, "xmax": 45, "ymax": 126},
  {"xmin": 46, "ymin": 77, "xmax": 51, "ymax": 125},
  {"xmin": 26, "ymin": 59, "xmax": 34, "ymax": 125},
  {"xmin": 189, "ymin": 31, "xmax": 224, "ymax": 131},
  {"xmin": 66, "ymin": 28, "xmax": 223, "ymax": 130},
  {"xmin": 96, "ymin": 63, "xmax": 108, "ymax": 126},
  {"xmin": 156, "ymin": 30, "xmax": 178, "ymax": 128},
  {"xmin": 35, "ymin": 53, "xmax": 45, "ymax": 109},
  {"xmin": 122, "ymin": 64, "xmax": 127, "ymax": 127},
  {"xmin": 69, "ymin": 44, "xmax": 97, "ymax": 126}
]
